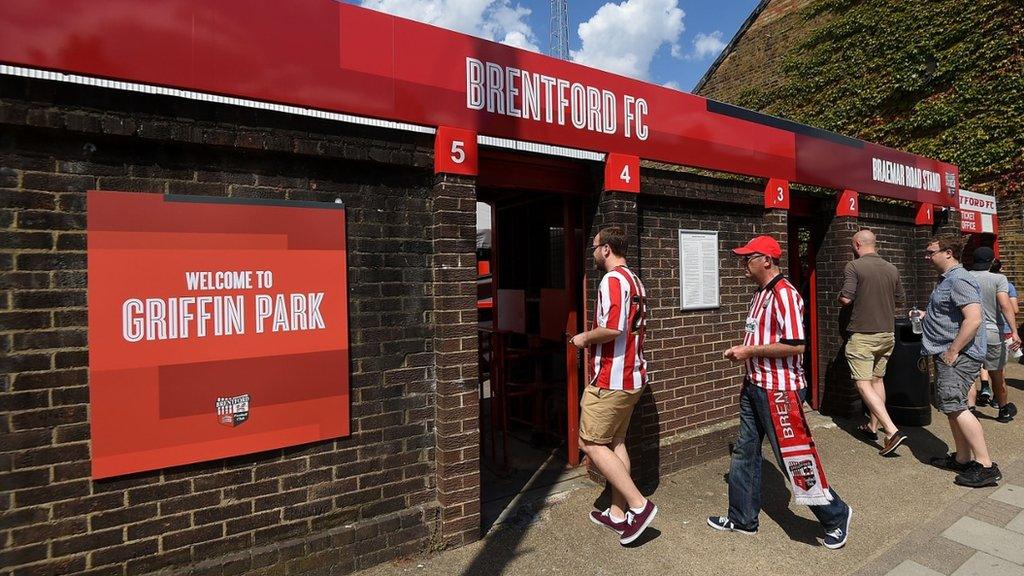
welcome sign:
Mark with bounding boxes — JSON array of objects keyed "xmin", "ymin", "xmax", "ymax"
[{"xmin": 87, "ymin": 192, "xmax": 350, "ymax": 479}]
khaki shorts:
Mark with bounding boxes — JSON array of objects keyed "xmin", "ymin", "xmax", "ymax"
[
  {"xmin": 579, "ymin": 385, "xmax": 643, "ymax": 445},
  {"xmin": 845, "ymin": 332, "xmax": 895, "ymax": 381}
]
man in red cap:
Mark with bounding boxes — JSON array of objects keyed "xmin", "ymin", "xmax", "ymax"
[{"xmin": 707, "ymin": 235, "xmax": 852, "ymax": 549}]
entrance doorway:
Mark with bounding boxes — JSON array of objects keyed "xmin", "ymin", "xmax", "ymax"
[
  {"xmin": 788, "ymin": 198, "xmax": 826, "ymax": 409},
  {"xmin": 475, "ymin": 152, "xmax": 592, "ymax": 531}
]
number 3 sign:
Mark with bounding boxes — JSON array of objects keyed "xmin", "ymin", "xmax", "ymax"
[
  {"xmin": 764, "ymin": 178, "xmax": 790, "ymax": 210},
  {"xmin": 604, "ymin": 153, "xmax": 640, "ymax": 193},
  {"xmin": 836, "ymin": 189, "xmax": 859, "ymax": 217},
  {"xmin": 434, "ymin": 126, "xmax": 478, "ymax": 176}
]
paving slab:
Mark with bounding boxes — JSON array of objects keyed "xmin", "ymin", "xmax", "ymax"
[
  {"xmin": 991, "ymin": 485, "xmax": 1024, "ymax": 509},
  {"xmin": 942, "ymin": 517, "xmax": 1024, "ymax": 565},
  {"xmin": 950, "ymin": 552, "xmax": 1024, "ymax": 576},
  {"xmin": 1007, "ymin": 510, "xmax": 1024, "ymax": 535},
  {"xmin": 885, "ymin": 560, "xmax": 945, "ymax": 576}
]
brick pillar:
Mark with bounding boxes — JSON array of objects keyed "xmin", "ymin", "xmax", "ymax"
[
  {"xmin": 817, "ymin": 207, "xmax": 860, "ymax": 416},
  {"xmin": 428, "ymin": 173, "xmax": 481, "ymax": 549},
  {"xmin": 762, "ymin": 208, "xmax": 789, "ymax": 272},
  {"xmin": 996, "ymin": 190, "xmax": 1023, "ymax": 288},
  {"xmin": 591, "ymin": 191, "xmax": 640, "ymax": 262}
]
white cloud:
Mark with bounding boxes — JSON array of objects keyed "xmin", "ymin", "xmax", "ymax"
[
  {"xmin": 690, "ymin": 30, "xmax": 726, "ymax": 60},
  {"xmin": 359, "ymin": 0, "xmax": 540, "ymax": 52},
  {"xmin": 662, "ymin": 81, "xmax": 681, "ymax": 90},
  {"xmin": 570, "ymin": 0, "xmax": 685, "ymax": 81}
]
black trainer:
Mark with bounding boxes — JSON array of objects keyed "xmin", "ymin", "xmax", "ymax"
[
  {"xmin": 930, "ymin": 453, "xmax": 975, "ymax": 472},
  {"xmin": 955, "ymin": 463, "xmax": 1002, "ymax": 487},
  {"xmin": 997, "ymin": 403, "xmax": 1017, "ymax": 423},
  {"xmin": 978, "ymin": 382, "xmax": 992, "ymax": 406}
]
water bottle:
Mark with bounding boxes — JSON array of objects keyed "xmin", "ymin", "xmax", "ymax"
[{"xmin": 910, "ymin": 307, "xmax": 923, "ymax": 334}]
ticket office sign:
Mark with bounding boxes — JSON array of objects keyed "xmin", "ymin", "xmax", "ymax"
[{"xmin": 87, "ymin": 191, "xmax": 350, "ymax": 479}]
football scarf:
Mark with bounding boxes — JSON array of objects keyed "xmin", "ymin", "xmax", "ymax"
[{"xmin": 767, "ymin": 388, "xmax": 833, "ymax": 506}]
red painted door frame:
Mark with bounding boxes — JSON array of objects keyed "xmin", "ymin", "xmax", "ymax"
[{"xmin": 787, "ymin": 198, "xmax": 823, "ymax": 409}]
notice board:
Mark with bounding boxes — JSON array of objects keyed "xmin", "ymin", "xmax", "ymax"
[
  {"xmin": 678, "ymin": 230, "xmax": 720, "ymax": 310},
  {"xmin": 87, "ymin": 192, "xmax": 350, "ymax": 479}
]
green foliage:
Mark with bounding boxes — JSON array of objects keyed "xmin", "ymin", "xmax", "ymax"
[{"xmin": 732, "ymin": 0, "xmax": 1024, "ymax": 196}]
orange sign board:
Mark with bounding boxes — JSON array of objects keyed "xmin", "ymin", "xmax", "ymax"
[{"xmin": 87, "ymin": 192, "xmax": 350, "ymax": 479}]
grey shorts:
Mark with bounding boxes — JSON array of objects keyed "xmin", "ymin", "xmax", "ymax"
[
  {"xmin": 984, "ymin": 334, "xmax": 1008, "ymax": 371},
  {"xmin": 933, "ymin": 354, "xmax": 983, "ymax": 414}
]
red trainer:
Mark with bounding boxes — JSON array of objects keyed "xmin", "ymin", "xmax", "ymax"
[
  {"xmin": 589, "ymin": 508, "xmax": 627, "ymax": 534},
  {"xmin": 619, "ymin": 499, "xmax": 657, "ymax": 545}
]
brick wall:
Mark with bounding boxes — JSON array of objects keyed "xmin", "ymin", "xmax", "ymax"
[
  {"xmin": 814, "ymin": 199, "xmax": 963, "ymax": 416},
  {"xmin": 615, "ymin": 171, "xmax": 763, "ymax": 481},
  {"xmin": 0, "ymin": 76, "xmax": 472, "ymax": 575},
  {"xmin": 697, "ymin": 0, "xmax": 828, "ymax": 103},
  {"xmin": 996, "ymin": 192, "xmax": 1023, "ymax": 292}
]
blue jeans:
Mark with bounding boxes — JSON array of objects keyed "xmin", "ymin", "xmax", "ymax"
[{"xmin": 727, "ymin": 381, "xmax": 849, "ymax": 531}]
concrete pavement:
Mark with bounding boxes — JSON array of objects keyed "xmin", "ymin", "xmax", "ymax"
[{"xmin": 352, "ymin": 362, "xmax": 1024, "ymax": 576}]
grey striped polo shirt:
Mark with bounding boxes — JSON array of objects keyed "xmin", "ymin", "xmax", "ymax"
[{"xmin": 921, "ymin": 264, "xmax": 987, "ymax": 360}]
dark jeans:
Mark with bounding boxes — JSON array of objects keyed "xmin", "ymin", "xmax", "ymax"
[{"xmin": 727, "ymin": 381, "xmax": 849, "ymax": 531}]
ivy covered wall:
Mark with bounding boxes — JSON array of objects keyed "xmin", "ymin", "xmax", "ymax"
[{"xmin": 698, "ymin": 0, "xmax": 1023, "ymax": 282}]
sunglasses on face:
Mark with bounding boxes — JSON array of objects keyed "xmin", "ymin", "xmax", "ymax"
[{"xmin": 742, "ymin": 254, "xmax": 766, "ymax": 264}]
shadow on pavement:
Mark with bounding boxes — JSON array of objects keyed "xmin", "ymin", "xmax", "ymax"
[
  {"xmin": 760, "ymin": 460, "xmax": 821, "ymax": 546},
  {"xmin": 830, "ymin": 415, "xmax": 949, "ymax": 466},
  {"xmin": 721, "ymin": 463, "xmax": 821, "ymax": 546},
  {"xmin": 900, "ymin": 425, "xmax": 950, "ymax": 465}
]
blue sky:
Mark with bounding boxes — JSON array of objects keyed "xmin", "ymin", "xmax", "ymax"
[{"xmin": 353, "ymin": 0, "xmax": 761, "ymax": 92}]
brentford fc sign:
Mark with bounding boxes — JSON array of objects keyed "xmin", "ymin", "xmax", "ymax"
[
  {"xmin": 958, "ymin": 190, "xmax": 998, "ymax": 234},
  {"xmin": 0, "ymin": 0, "xmax": 960, "ymax": 206}
]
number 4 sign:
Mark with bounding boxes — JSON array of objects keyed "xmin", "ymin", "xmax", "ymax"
[
  {"xmin": 604, "ymin": 153, "xmax": 640, "ymax": 193},
  {"xmin": 434, "ymin": 126, "xmax": 478, "ymax": 176},
  {"xmin": 836, "ymin": 189, "xmax": 859, "ymax": 217}
]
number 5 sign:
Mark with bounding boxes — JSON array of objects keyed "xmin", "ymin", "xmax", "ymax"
[
  {"xmin": 604, "ymin": 153, "xmax": 640, "ymax": 193},
  {"xmin": 434, "ymin": 126, "xmax": 478, "ymax": 176}
]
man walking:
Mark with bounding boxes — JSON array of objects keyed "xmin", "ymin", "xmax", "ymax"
[
  {"xmin": 838, "ymin": 229, "xmax": 907, "ymax": 455},
  {"xmin": 921, "ymin": 235, "xmax": 1001, "ymax": 487},
  {"xmin": 967, "ymin": 247, "xmax": 1020, "ymax": 422},
  {"xmin": 707, "ymin": 235, "xmax": 852, "ymax": 549},
  {"xmin": 571, "ymin": 226, "xmax": 656, "ymax": 545}
]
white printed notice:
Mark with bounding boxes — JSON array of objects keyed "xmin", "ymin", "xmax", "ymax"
[{"xmin": 678, "ymin": 230, "xmax": 720, "ymax": 310}]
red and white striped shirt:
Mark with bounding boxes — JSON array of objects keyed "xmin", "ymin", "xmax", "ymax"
[
  {"xmin": 743, "ymin": 274, "xmax": 806, "ymax": 390},
  {"xmin": 592, "ymin": 265, "xmax": 648, "ymax": 391}
]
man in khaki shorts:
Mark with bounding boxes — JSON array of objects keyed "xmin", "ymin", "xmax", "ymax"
[
  {"xmin": 839, "ymin": 229, "xmax": 907, "ymax": 455},
  {"xmin": 570, "ymin": 226, "xmax": 656, "ymax": 546}
]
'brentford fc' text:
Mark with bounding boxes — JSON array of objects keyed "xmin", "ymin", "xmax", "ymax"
[{"xmin": 465, "ymin": 57, "xmax": 649, "ymax": 141}]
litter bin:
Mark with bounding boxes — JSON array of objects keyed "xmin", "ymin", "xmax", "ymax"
[{"xmin": 883, "ymin": 318, "xmax": 931, "ymax": 426}]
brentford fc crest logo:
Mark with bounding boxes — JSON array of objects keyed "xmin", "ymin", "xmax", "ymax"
[
  {"xmin": 788, "ymin": 459, "xmax": 817, "ymax": 491},
  {"xmin": 945, "ymin": 172, "xmax": 957, "ymax": 198},
  {"xmin": 216, "ymin": 394, "xmax": 250, "ymax": 427}
]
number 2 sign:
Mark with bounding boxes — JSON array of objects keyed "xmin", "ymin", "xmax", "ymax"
[
  {"xmin": 837, "ymin": 189, "xmax": 859, "ymax": 217},
  {"xmin": 604, "ymin": 153, "xmax": 640, "ymax": 193},
  {"xmin": 434, "ymin": 126, "xmax": 478, "ymax": 176}
]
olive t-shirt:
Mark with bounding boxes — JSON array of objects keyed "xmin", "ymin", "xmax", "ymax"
[{"xmin": 841, "ymin": 253, "xmax": 904, "ymax": 333}]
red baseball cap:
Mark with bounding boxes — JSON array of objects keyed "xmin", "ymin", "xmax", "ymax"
[{"xmin": 732, "ymin": 235, "xmax": 782, "ymax": 259}]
